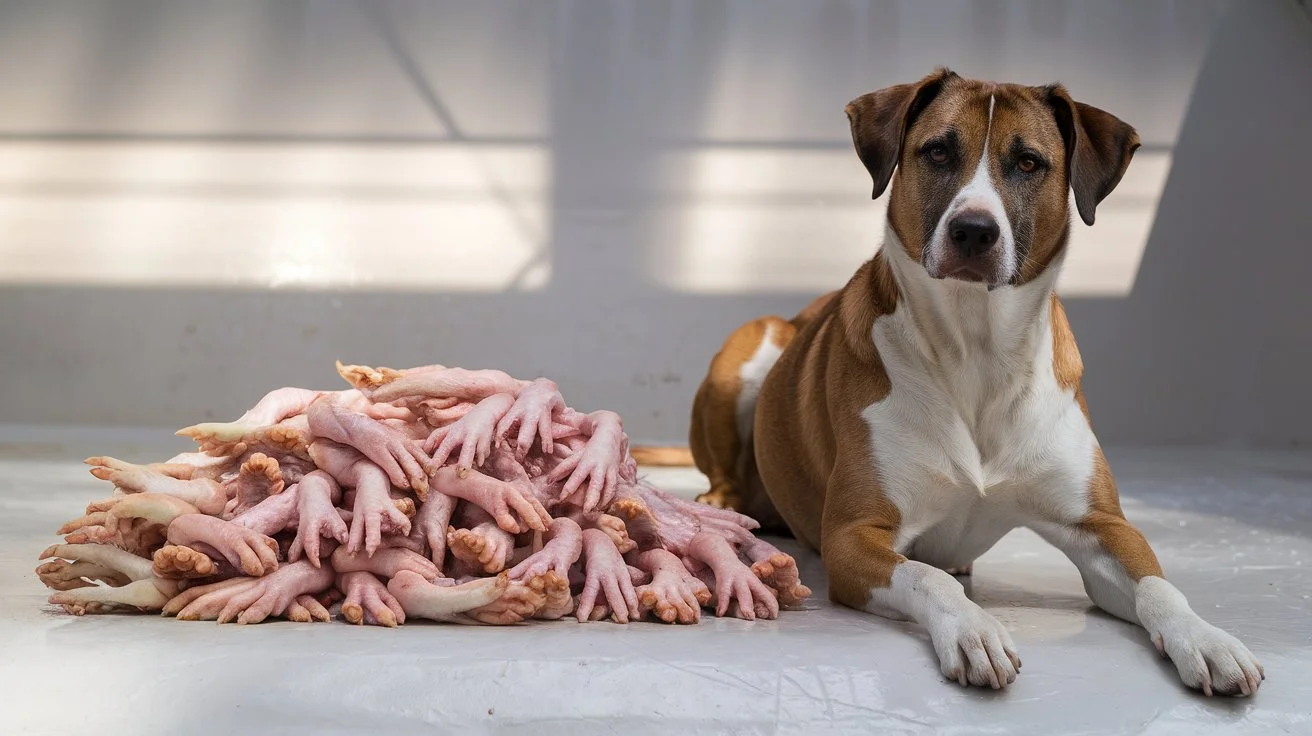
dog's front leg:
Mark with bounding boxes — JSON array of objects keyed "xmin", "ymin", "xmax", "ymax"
[
  {"xmin": 1030, "ymin": 449, "xmax": 1264, "ymax": 696},
  {"xmin": 824, "ymin": 519, "xmax": 1021, "ymax": 689}
]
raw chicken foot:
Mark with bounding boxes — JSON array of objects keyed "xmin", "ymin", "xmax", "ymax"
[
  {"xmin": 530, "ymin": 571, "xmax": 574, "ymax": 620},
  {"xmin": 508, "ymin": 516, "xmax": 582, "ymax": 581},
  {"xmin": 608, "ymin": 497, "xmax": 663, "ymax": 551},
  {"xmin": 36, "ymin": 560, "xmax": 129, "ymax": 591},
  {"xmin": 85, "ymin": 456, "xmax": 228, "ymax": 516},
  {"xmin": 548, "ymin": 411, "xmax": 627, "ymax": 513},
  {"xmin": 152, "ymin": 544, "xmax": 219, "ymax": 579},
  {"xmin": 178, "ymin": 415, "xmax": 312, "ymax": 461},
  {"xmin": 59, "ymin": 494, "xmax": 198, "ymax": 538},
  {"xmin": 284, "ymin": 594, "xmax": 333, "ymax": 623},
  {"xmin": 347, "ymin": 363, "xmax": 527, "ymax": 405},
  {"xmin": 742, "ymin": 537, "xmax": 812, "ymax": 607},
  {"xmin": 686, "ymin": 532, "xmax": 778, "ymax": 621},
  {"xmin": 467, "ymin": 575, "xmax": 549, "ymax": 625},
  {"xmin": 576, "ymin": 528, "xmax": 640, "ymax": 623},
  {"xmin": 165, "ymin": 560, "xmax": 334, "ymax": 624},
  {"xmin": 338, "ymin": 571, "xmax": 405, "ymax": 627},
  {"xmin": 225, "ymin": 453, "xmax": 285, "ymax": 517},
  {"xmin": 634, "ymin": 548, "xmax": 711, "ymax": 624},
  {"xmin": 330, "ymin": 545, "xmax": 441, "ymax": 582},
  {"xmin": 495, "ymin": 378, "xmax": 565, "ymax": 458},
  {"xmin": 387, "ymin": 570, "xmax": 508, "ymax": 623},
  {"xmin": 430, "ymin": 466, "xmax": 551, "ymax": 535},
  {"xmin": 425, "ymin": 393, "xmax": 515, "ymax": 471},
  {"xmin": 306, "ymin": 396, "xmax": 430, "ymax": 497},
  {"xmin": 175, "ymin": 387, "xmax": 319, "ymax": 453},
  {"xmin": 591, "ymin": 514, "xmax": 636, "ymax": 554},
  {"xmin": 38, "ymin": 544, "xmax": 179, "ymax": 615},
  {"xmin": 309, "ymin": 441, "xmax": 412, "ymax": 556},
  {"xmin": 408, "ymin": 490, "xmax": 457, "ymax": 566},
  {"xmin": 166, "ymin": 514, "xmax": 279, "ymax": 577},
  {"xmin": 288, "ymin": 470, "xmax": 349, "ymax": 567},
  {"xmin": 448, "ymin": 519, "xmax": 515, "ymax": 575}
]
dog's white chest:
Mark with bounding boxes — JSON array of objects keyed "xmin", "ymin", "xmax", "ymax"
[{"xmin": 860, "ymin": 278, "xmax": 1097, "ymax": 554}]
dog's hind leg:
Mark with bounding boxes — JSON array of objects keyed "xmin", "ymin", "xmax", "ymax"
[{"xmin": 690, "ymin": 317, "xmax": 795, "ymax": 514}]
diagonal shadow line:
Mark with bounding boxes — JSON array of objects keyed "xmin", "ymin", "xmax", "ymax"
[
  {"xmin": 358, "ymin": 0, "xmax": 549, "ymax": 289},
  {"xmin": 356, "ymin": 0, "xmax": 465, "ymax": 140}
]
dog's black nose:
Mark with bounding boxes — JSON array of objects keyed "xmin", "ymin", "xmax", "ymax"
[{"xmin": 948, "ymin": 213, "xmax": 1001, "ymax": 257}]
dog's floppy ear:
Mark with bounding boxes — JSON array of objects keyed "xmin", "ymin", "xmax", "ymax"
[
  {"xmin": 1044, "ymin": 85, "xmax": 1141, "ymax": 226},
  {"xmin": 845, "ymin": 68, "xmax": 956, "ymax": 200}
]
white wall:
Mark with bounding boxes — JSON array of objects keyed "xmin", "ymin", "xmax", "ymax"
[
  {"xmin": 5, "ymin": 0, "xmax": 1303, "ymax": 447},
  {"xmin": 1072, "ymin": 0, "xmax": 1312, "ymax": 446}
]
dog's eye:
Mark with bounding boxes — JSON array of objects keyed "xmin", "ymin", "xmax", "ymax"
[
  {"xmin": 1017, "ymin": 155, "xmax": 1039, "ymax": 174},
  {"xmin": 927, "ymin": 144, "xmax": 949, "ymax": 165}
]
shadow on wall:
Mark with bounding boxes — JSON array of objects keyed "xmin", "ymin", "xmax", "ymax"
[{"xmin": 4, "ymin": 0, "xmax": 1279, "ymax": 447}]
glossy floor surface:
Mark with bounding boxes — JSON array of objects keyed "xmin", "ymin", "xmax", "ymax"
[{"xmin": 1, "ymin": 433, "xmax": 1309, "ymax": 735}]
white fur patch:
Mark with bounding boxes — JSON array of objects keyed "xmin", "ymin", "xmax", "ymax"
[
  {"xmin": 862, "ymin": 231, "xmax": 1095, "ymax": 565},
  {"xmin": 866, "ymin": 561, "xmax": 1019, "ymax": 688},
  {"xmin": 735, "ymin": 324, "xmax": 783, "ymax": 441},
  {"xmin": 1135, "ymin": 576, "xmax": 1265, "ymax": 695},
  {"xmin": 924, "ymin": 94, "xmax": 1018, "ymax": 281}
]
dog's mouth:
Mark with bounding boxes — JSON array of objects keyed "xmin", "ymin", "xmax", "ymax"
[
  {"xmin": 938, "ymin": 265, "xmax": 989, "ymax": 283},
  {"xmin": 925, "ymin": 257, "xmax": 1011, "ymax": 287}
]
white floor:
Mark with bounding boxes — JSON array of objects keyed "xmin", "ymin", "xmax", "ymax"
[{"xmin": 1, "ymin": 432, "xmax": 1309, "ymax": 735}]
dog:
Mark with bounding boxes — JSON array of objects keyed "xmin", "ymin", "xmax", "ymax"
[{"xmin": 688, "ymin": 68, "xmax": 1263, "ymax": 695}]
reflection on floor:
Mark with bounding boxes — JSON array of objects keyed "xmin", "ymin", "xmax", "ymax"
[{"xmin": 1, "ymin": 435, "xmax": 1308, "ymax": 734}]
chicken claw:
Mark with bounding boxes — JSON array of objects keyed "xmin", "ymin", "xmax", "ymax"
[
  {"xmin": 349, "ymin": 471, "xmax": 411, "ymax": 557},
  {"xmin": 430, "ymin": 466, "xmax": 551, "ymax": 535},
  {"xmin": 38, "ymin": 544, "xmax": 177, "ymax": 615},
  {"xmin": 338, "ymin": 571, "xmax": 406, "ymax": 627},
  {"xmin": 231, "ymin": 453, "xmax": 285, "ymax": 514},
  {"xmin": 549, "ymin": 411, "xmax": 626, "ymax": 513},
  {"xmin": 408, "ymin": 491, "xmax": 457, "ymax": 565},
  {"xmin": 335, "ymin": 360, "xmax": 406, "ymax": 390},
  {"xmin": 85, "ymin": 457, "xmax": 227, "ymax": 515},
  {"xmin": 468, "ymin": 575, "xmax": 548, "ymax": 625},
  {"xmin": 166, "ymin": 514, "xmax": 279, "ymax": 577},
  {"xmin": 288, "ymin": 471, "xmax": 349, "ymax": 567},
  {"xmin": 530, "ymin": 571, "xmax": 574, "ymax": 620},
  {"xmin": 743, "ymin": 538, "xmax": 812, "ymax": 607},
  {"xmin": 388, "ymin": 570, "xmax": 508, "ymax": 623},
  {"xmin": 36, "ymin": 559, "xmax": 129, "ymax": 590},
  {"xmin": 448, "ymin": 522, "xmax": 514, "ymax": 575},
  {"xmin": 576, "ymin": 528, "xmax": 640, "ymax": 623},
  {"xmin": 152, "ymin": 544, "xmax": 219, "ymax": 579},
  {"xmin": 306, "ymin": 396, "xmax": 430, "ymax": 497},
  {"xmin": 495, "ymin": 378, "xmax": 566, "ymax": 457},
  {"xmin": 426, "ymin": 393, "xmax": 515, "ymax": 471},
  {"xmin": 168, "ymin": 561, "xmax": 334, "ymax": 624},
  {"xmin": 285, "ymin": 593, "xmax": 332, "ymax": 623},
  {"xmin": 508, "ymin": 516, "xmax": 582, "ymax": 581},
  {"xmin": 331, "ymin": 545, "xmax": 441, "ymax": 582},
  {"xmin": 591, "ymin": 514, "xmax": 636, "ymax": 554},
  {"xmin": 634, "ymin": 548, "xmax": 710, "ymax": 624},
  {"xmin": 687, "ymin": 532, "xmax": 778, "ymax": 621}
]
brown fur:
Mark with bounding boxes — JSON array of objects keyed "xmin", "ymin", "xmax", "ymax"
[
  {"xmin": 1049, "ymin": 293, "xmax": 1163, "ymax": 582},
  {"xmin": 1081, "ymin": 447, "xmax": 1164, "ymax": 581},
  {"xmin": 689, "ymin": 316, "xmax": 795, "ymax": 510}
]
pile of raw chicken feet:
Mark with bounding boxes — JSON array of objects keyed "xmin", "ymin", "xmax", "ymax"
[{"xmin": 36, "ymin": 362, "xmax": 810, "ymax": 627}]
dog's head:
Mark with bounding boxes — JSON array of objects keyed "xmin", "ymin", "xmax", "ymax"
[{"xmin": 846, "ymin": 68, "xmax": 1139, "ymax": 287}]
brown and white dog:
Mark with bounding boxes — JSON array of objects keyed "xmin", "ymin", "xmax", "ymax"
[{"xmin": 689, "ymin": 68, "xmax": 1263, "ymax": 695}]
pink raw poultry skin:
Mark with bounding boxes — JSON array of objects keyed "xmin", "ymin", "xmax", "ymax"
[{"xmin": 35, "ymin": 361, "xmax": 811, "ymax": 627}]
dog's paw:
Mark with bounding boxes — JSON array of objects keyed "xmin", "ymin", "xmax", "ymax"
[
  {"xmin": 1149, "ymin": 616, "xmax": 1264, "ymax": 697},
  {"xmin": 929, "ymin": 604, "xmax": 1021, "ymax": 689}
]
